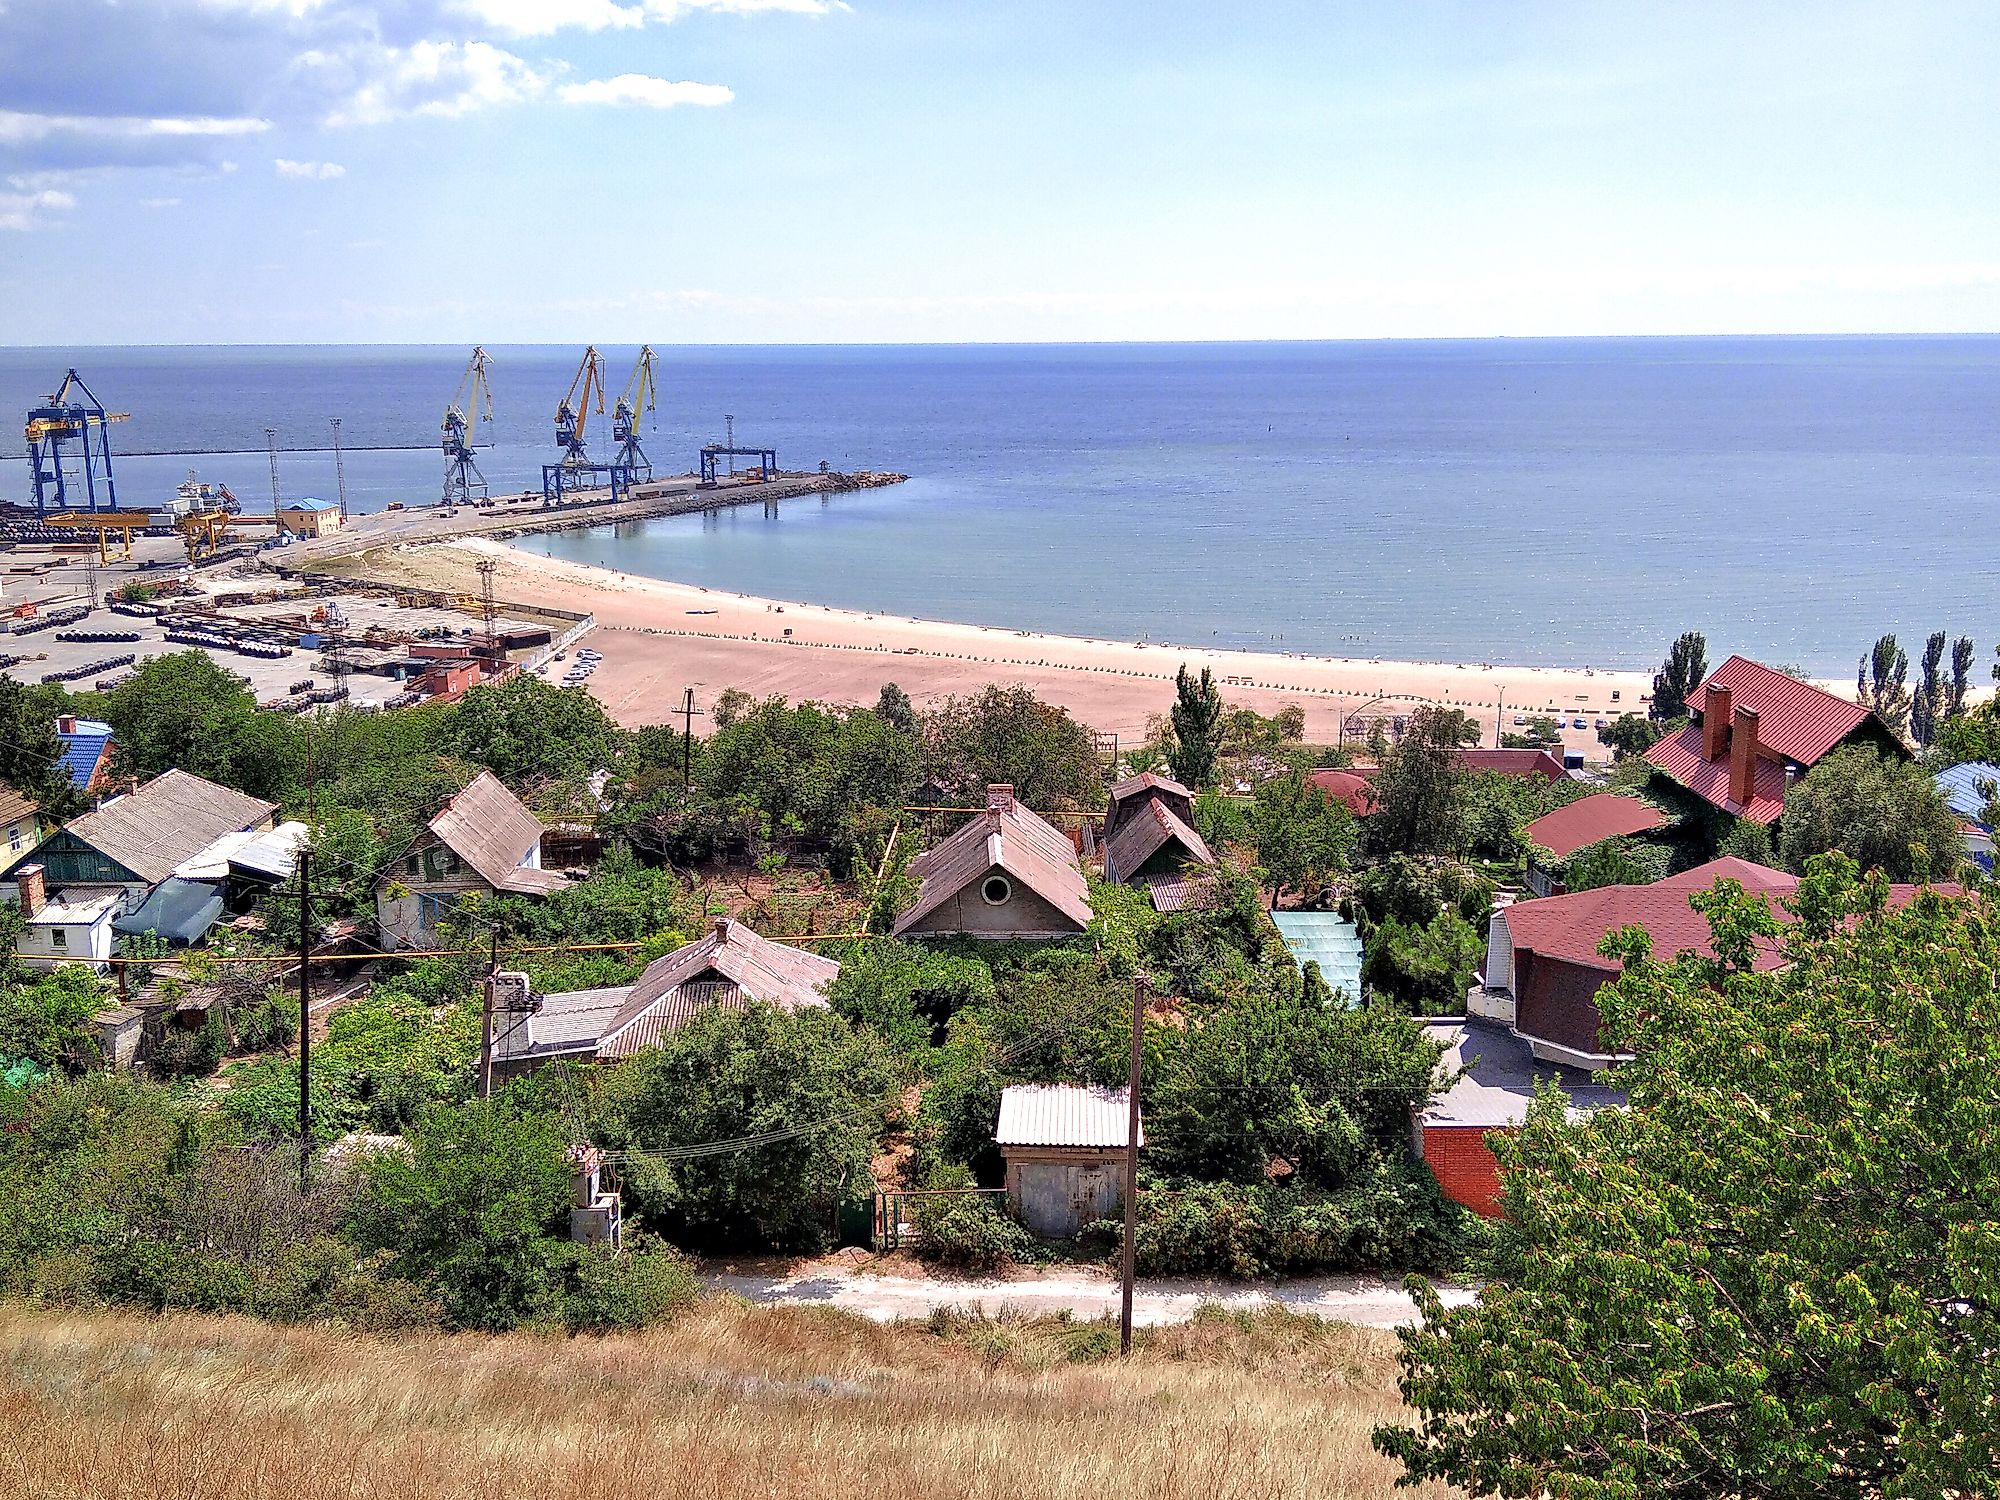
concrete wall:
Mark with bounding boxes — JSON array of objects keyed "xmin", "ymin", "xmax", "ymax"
[
  {"xmin": 1004, "ymin": 1147, "xmax": 1125, "ymax": 1237},
  {"xmin": 17, "ymin": 914, "xmax": 117, "ymax": 970},
  {"xmin": 902, "ymin": 867, "xmax": 1085, "ymax": 940}
]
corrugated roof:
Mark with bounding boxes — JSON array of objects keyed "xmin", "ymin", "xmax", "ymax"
[
  {"xmin": 64, "ymin": 769, "xmax": 276, "ymax": 886},
  {"xmin": 0, "ymin": 780, "xmax": 39, "ymax": 828},
  {"xmin": 283, "ymin": 498, "xmax": 339, "ymax": 512},
  {"xmin": 1269, "ymin": 911, "xmax": 1364, "ymax": 1003},
  {"xmin": 1454, "ymin": 749, "xmax": 1569, "ymax": 783},
  {"xmin": 1307, "ymin": 768, "xmax": 1378, "ymax": 817},
  {"xmin": 1523, "ymin": 794, "xmax": 1670, "ymax": 860},
  {"xmin": 55, "ymin": 719, "xmax": 112, "ymax": 791},
  {"xmin": 1145, "ymin": 869, "xmax": 1219, "ymax": 912},
  {"xmin": 1936, "ymin": 762, "xmax": 2000, "ymax": 827},
  {"xmin": 429, "ymin": 771, "xmax": 566, "ymax": 896},
  {"xmin": 894, "ymin": 790, "xmax": 1093, "ymax": 936},
  {"xmin": 227, "ymin": 821, "xmax": 310, "ymax": 883},
  {"xmin": 1703, "ymin": 656, "xmax": 1874, "ymax": 765},
  {"xmin": 505, "ymin": 986, "xmax": 631, "ymax": 1061},
  {"xmin": 1644, "ymin": 723, "xmax": 1790, "ymax": 823},
  {"xmin": 1102, "ymin": 797, "xmax": 1212, "ymax": 883},
  {"xmin": 995, "ymin": 1084, "xmax": 1142, "ymax": 1149},
  {"xmin": 597, "ymin": 918, "xmax": 838, "ymax": 1056},
  {"xmin": 1107, "ymin": 771, "xmax": 1193, "ymax": 805}
]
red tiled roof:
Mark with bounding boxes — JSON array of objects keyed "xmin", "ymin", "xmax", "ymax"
[
  {"xmin": 1523, "ymin": 794, "xmax": 1669, "ymax": 860},
  {"xmin": 1455, "ymin": 749, "xmax": 1568, "ymax": 783},
  {"xmin": 1308, "ymin": 768, "xmax": 1379, "ymax": 817},
  {"xmin": 1701, "ymin": 656, "xmax": 1873, "ymax": 766},
  {"xmin": 1645, "ymin": 724, "xmax": 1789, "ymax": 822},
  {"xmin": 1500, "ymin": 856, "xmax": 1942, "ymax": 972}
]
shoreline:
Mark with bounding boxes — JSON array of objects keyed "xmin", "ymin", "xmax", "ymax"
[{"xmin": 354, "ymin": 537, "xmax": 1657, "ymax": 750}]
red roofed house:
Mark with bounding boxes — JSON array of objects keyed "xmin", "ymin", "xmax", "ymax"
[
  {"xmin": 1101, "ymin": 772, "xmax": 1214, "ymax": 906},
  {"xmin": 492, "ymin": 916, "xmax": 838, "ymax": 1078},
  {"xmin": 895, "ymin": 784, "xmax": 1094, "ymax": 940},
  {"xmin": 1454, "ymin": 748, "xmax": 1569, "ymax": 783},
  {"xmin": 1521, "ymin": 792, "xmax": 1670, "ymax": 897},
  {"xmin": 1643, "ymin": 656, "xmax": 1904, "ymax": 826},
  {"xmin": 1480, "ymin": 856, "xmax": 1942, "ymax": 1071},
  {"xmin": 1308, "ymin": 768, "xmax": 1379, "ymax": 818}
]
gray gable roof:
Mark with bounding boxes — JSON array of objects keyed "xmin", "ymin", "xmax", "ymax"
[{"xmin": 62, "ymin": 769, "xmax": 276, "ymax": 885}]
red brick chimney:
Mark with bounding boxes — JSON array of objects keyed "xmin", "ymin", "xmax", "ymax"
[
  {"xmin": 1730, "ymin": 705, "xmax": 1760, "ymax": 808},
  {"xmin": 17, "ymin": 863, "xmax": 45, "ymax": 919},
  {"xmin": 56, "ymin": 715, "xmax": 76, "ymax": 736},
  {"xmin": 985, "ymin": 784, "xmax": 1017, "ymax": 815},
  {"xmin": 1702, "ymin": 683, "xmax": 1733, "ymax": 761}
]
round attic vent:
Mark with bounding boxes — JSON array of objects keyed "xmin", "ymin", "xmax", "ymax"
[{"xmin": 981, "ymin": 873, "xmax": 1013, "ymax": 906}]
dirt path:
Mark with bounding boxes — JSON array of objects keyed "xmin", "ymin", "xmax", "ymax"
[{"xmin": 704, "ymin": 1263, "xmax": 1477, "ymax": 1328}]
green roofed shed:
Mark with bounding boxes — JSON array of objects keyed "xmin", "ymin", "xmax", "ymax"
[{"xmin": 1269, "ymin": 911, "xmax": 1363, "ymax": 1005}]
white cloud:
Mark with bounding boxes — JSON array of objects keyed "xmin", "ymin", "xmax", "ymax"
[
  {"xmin": 275, "ymin": 157, "xmax": 346, "ymax": 178},
  {"xmin": 305, "ymin": 38, "xmax": 546, "ymax": 126},
  {"xmin": 0, "ymin": 188, "xmax": 76, "ymax": 231},
  {"xmin": 557, "ymin": 73, "xmax": 734, "ymax": 108},
  {"xmin": 0, "ymin": 110, "xmax": 270, "ymax": 144},
  {"xmin": 456, "ymin": 0, "xmax": 646, "ymax": 36},
  {"xmin": 142, "ymin": 196, "xmax": 182, "ymax": 208},
  {"xmin": 642, "ymin": 0, "xmax": 837, "ymax": 17}
]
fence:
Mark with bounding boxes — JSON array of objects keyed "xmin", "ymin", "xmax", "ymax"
[{"xmin": 871, "ymin": 1187, "xmax": 1011, "ymax": 1251}]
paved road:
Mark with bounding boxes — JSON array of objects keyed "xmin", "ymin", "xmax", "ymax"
[{"xmin": 705, "ymin": 1266, "xmax": 1478, "ymax": 1328}]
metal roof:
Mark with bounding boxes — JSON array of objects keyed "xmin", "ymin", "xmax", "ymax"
[
  {"xmin": 1454, "ymin": 749, "xmax": 1568, "ymax": 782},
  {"xmin": 1523, "ymin": 794, "xmax": 1670, "ymax": 860},
  {"xmin": 1936, "ymin": 762, "xmax": 2000, "ymax": 827},
  {"xmin": 63, "ymin": 769, "xmax": 276, "ymax": 886},
  {"xmin": 1145, "ymin": 869, "xmax": 1219, "ymax": 912},
  {"xmin": 894, "ymin": 789, "xmax": 1093, "ymax": 936},
  {"xmin": 1701, "ymin": 656, "xmax": 1875, "ymax": 766},
  {"xmin": 1106, "ymin": 771, "xmax": 1193, "ymax": 805},
  {"xmin": 54, "ymin": 719, "xmax": 112, "ymax": 791},
  {"xmin": 283, "ymin": 498, "xmax": 339, "ymax": 512},
  {"xmin": 1102, "ymin": 796, "xmax": 1212, "ymax": 883},
  {"xmin": 995, "ymin": 1084, "xmax": 1142, "ymax": 1149},
  {"xmin": 112, "ymin": 876, "xmax": 224, "ymax": 944},
  {"xmin": 1269, "ymin": 911, "xmax": 1363, "ymax": 1004},
  {"xmin": 428, "ymin": 771, "xmax": 566, "ymax": 896},
  {"xmin": 597, "ymin": 918, "xmax": 837, "ymax": 1056},
  {"xmin": 1644, "ymin": 723, "xmax": 1790, "ymax": 823}
]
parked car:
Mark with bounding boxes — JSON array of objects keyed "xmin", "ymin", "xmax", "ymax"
[{"xmin": 1571, "ymin": 717, "xmax": 1588, "ymax": 730}]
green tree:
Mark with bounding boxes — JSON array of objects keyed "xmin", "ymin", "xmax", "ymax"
[
  {"xmin": 103, "ymin": 651, "xmax": 300, "ymax": 798},
  {"xmin": 1365, "ymin": 706, "xmax": 1469, "ymax": 857},
  {"xmin": 1924, "ymin": 707, "xmax": 2000, "ymax": 770},
  {"xmin": 347, "ymin": 1093, "xmax": 576, "ymax": 1331},
  {"xmin": 1911, "ymin": 630, "xmax": 1947, "ymax": 748},
  {"xmin": 1778, "ymin": 743, "xmax": 1963, "ymax": 881},
  {"xmin": 442, "ymin": 674, "xmax": 620, "ymax": 786},
  {"xmin": 1717, "ymin": 814, "xmax": 1778, "ymax": 866},
  {"xmin": 1360, "ymin": 908, "xmax": 1483, "ymax": 1013},
  {"xmin": 1597, "ymin": 712, "xmax": 1664, "ymax": 761},
  {"xmin": 1948, "ymin": 635, "xmax": 1975, "ymax": 717},
  {"xmin": 921, "ymin": 685, "xmax": 1100, "ymax": 810},
  {"xmin": 1649, "ymin": 631, "xmax": 1707, "ymax": 722},
  {"xmin": 1167, "ymin": 664, "xmax": 1224, "ymax": 789},
  {"xmin": 595, "ymin": 1003, "xmax": 899, "ymax": 1252},
  {"xmin": 0, "ymin": 676, "xmax": 86, "ymax": 820},
  {"xmin": 827, "ymin": 939, "xmax": 994, "ymax": 1056},
  {"xmin": 1857, "ymin": 632, "xmax": 1912, "ymax": 740},
  {"xmin": 1561, "ymin": 836, "xmax": 1670, "ymax": 892},
  {"xmin": 1379, "ymin": 862, "xmax": 1999, "ymax": 1499},
  {"xmin": 874, "ymin": 681, "xmax": 920, "ymax": 740},
  {"xmin": 1245, "ymin": 769, "xmax": 1355, "ymax": 901},
  {"xmin": 0, "ymin": 961, "xmax": 109, "ymax": 1067}
]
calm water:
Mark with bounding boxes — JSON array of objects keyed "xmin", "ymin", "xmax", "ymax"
[{"xmin": 2, "ymin": 339, "xmax": 1995, "ymax": 672}]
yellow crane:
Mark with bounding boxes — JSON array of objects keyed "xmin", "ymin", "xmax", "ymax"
[
  {"xmin": 554, "ymin": 346, "xmax": 607, "ymax": 468},
  {"xmin": 612, "ymin": 345, "xmax": 659, "ymax": 479}
]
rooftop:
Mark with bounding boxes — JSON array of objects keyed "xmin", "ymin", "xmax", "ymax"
[
  {"xmin": 596, "ymin": 918, "xmax": 839, "ymax": 1058},
  {"xmin": 895, "ymin": 785, "xmax": 1092, "ymax": 936},
  {"xmin": 59, "ymin": 769, "xmax": 277, "ymax": 886},
  {"xmin": 1102, "ymin": 796, "xmax": 1211, "ymax": 883},
  {"xmin": 1307, "ymin": 768, "xmax": 1378, "ymax": 817},
  {"xmin": 1269, "ymin": 911, "xmax": 1363, "ymax": 1004},
  {"xmin": 1422, "ymin": 1018, "xmax": 1626, "ymax": 1129},
  {"xmin": 54, "ymin": 718, "xmax": 112, "ymax": 791},
  {"xmin": 29, "ymin": 885, "xmax": 125, "ymax": 925},
  {"xmin": 1523, "ymin": 793, "xmax": 1670, "ymax": 861},
  {"xmin": 1454, "ymin": 748, "xmax": 1569, "ymax": 783},
  {"xmin": 996, "ymin": 1083, "xmax": 1141, "ymax": 1150},
  {"xmin": 1936, "ymin": 762, "xmax": 2000, "ymax": 827},
  {"xmin": 428, "ymin": 771, "xmax": 566, "ymax": 896}
]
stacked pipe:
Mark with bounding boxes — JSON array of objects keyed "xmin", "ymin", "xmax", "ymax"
[
  {"xmin": 42, "ymin": 653, "xmax": 136, "ymax": 684},
  {"xmin": 57, "ymin": 629, "xmax": 141, "ymax": 644}
]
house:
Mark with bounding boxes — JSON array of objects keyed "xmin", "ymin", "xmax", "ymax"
[
  {"xmin": 1101, "ymin": 772, "xmax": 1214, "ymax": 904},
  {"xmin": 1415, "ymin": 1018, "xmax": 1625, "ymax": 1217},
  {"xmin": 1454, "ymin": 748, "xmax": 1569, "ymax": 783},
  {"xmin": 375, "ymin": 771, "xmax": 566, "ymax": 950},
  {"xmin": 1520, "ymin": 793, "xmax": 1670, "ymax": 898},
  {"xmin": 12, "ymin": 865, "xmax": 121, "ymax": 970},
  {"xmin": 277, "ymin": 497, "xmax": 343, "ymax": 538},
  {"xmin": 1, "ymin": 769, "xmax": 277, "ymax": 905},
  {"xmin": 1481, "ymin": 856, "xmax": 1944, "ymax": 1071},
  {"xmin": 53, "ymin": 715, "xmax": 117, "ymax": 794},
  {"xmin": 1643, "ymin": 656, "xmax": 1903, "ymax": 825},
  {"xmin": 1307, "ymin": 768, "xmax": 1379, "ymax": 817},
  {"xmin": 1935, "ymin": 762, "xmax": 1998, "ymax": 873},
  {"xmin": 995, "ymin": 1083, "xmax": 1139, "ymax": 1237},
  {"xmin": 0, "ymin": 781, "xmax": 49, "ymax": 865},
  {"xmin": 893, "ymin": 784, "xmax": 1094, "ymax": 940},
  {"xmin": 492, "ymin": 917, "xmax": 839, "ymax": 1077}
]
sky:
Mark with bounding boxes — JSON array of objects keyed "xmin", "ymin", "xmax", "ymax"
[{"xmin": 2, "ymin": 0, "xmax": 1997, "ymax": 344}]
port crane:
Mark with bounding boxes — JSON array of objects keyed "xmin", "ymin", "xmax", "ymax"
[
  {"xmin": 25, "ymin": 369, "xmax": 128, "ymax": 518},
  {"xmin": 554, "ymin": 346, "xmax": 608, "ymax": 471},
  {"xmin": 442, "ymin": 346, "xmax": 495, "ymax": 506},
  {"xmin": 611, "ymin": 346, "xmax": 659, "ymax": 481}
]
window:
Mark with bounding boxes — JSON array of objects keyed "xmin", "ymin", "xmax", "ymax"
[
  {"xmin": 8, "ymin": 827, "xmax": 20, "ymax": 853},
  {"xmin": 50, "ymin": 928, "xmax": 66, "ymax": 949},
  {"xmin": 980, "ymin": 873, "xmax": 1013, "ymax": 906},
  {"xmin": 405, "ymin": 854, "xmax": 420, "ymax": 877},
  {"xmin": 417, "ymin": 892, "xmax": 460, "ymax": 930}
]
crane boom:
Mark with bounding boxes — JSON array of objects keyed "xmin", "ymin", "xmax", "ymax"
[
  {"xmin": 555, "ymin": 346, "xmax": 607, "ymax": 462},
  {"xmin": 442, "ymin": 346, "xmax": 496, "ymax": 506},
  {"xmin": 610, "ymin": 346, "xmax": 659, "ymax": 480}
]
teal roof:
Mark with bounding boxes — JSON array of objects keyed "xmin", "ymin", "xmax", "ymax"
[
  {"xmin": 1270, "ymin": 912, "xmax": 1363, "ymax": 1005},
  {"xmin": 285, "ymin": 498, "xmax": 339, "ymax": 513}
]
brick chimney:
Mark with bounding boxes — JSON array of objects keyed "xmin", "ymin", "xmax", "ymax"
[
  {"xmin": 1730, "ymin": 705, "xmax": 1760, "ymax": 808},
  {"xmin": 1702, "ymin": 683, "xmax": 1733, "ymax": 761},
  {"xmin": 985, "ymin": 784, "xmax": 1017, "ymax": 815},
  {"xmin": 56, "ymin": 715, "xmax": 75, "ymax": 736},
  {"xmin": 711, "ymin": 915, "xmax": 733, "ymax": 941},
  {"xmin": 17, "ymin": 863, "xmax": 45, "ymax": 919}
]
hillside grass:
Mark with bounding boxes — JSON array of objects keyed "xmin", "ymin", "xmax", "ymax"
[{"xmin": 0, "ymin": 1298, "xmax": 1454, "ymax": 1499}]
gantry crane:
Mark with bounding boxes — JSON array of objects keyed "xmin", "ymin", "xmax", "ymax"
[
  {"xmin": 25, "ymin": 369, "xmax": 129, "ymax": 518},
  {"xmin": 611, "ymin": 346, "xmax": 659, "ymax": 481},
  {"xmin": 554, "ymin": 346, "xmax": 608, "ymax": 471},
  {"xmin": 442, "ymin": 346, "xmax": 495, "ymax": 506}
]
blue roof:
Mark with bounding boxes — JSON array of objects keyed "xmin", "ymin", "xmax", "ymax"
[
  {"xmin": 1936, "ymin": 762, "xmax": 2000, "ymax": 827},
  {"xmin": 55, "ymin": 719, "xmax": 112, "ymax": 790},
  {"xmin": 1269, "ymin": 912, "xmax": 1364, "ymax": 1005},
  {"xmin": 285, "ymin": 498, "xmax": 339, "ymax": 512}
]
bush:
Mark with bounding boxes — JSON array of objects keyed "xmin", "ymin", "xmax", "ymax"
[
  {"xmin": 151, "ymin": 1009, "xmax": 229, "ymax": 1078},
  {"xmin": 828, "ymin": 939, "xmax": 995, "ymax": 1057},
  {"xmin": 558, "ymin": 1234, "xmax": 700, "ymax": 1332},
  {"xmin": 911, "ymin": 1191, "xmax": 1035, "ymax": 1273},
  {"xmin": 232, "ymin": 992, "xmax": 298, "ymax": 1053}
]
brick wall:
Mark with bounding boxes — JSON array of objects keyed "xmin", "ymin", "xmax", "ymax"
[
  {"xmin": 1422, "ymin": 1124, "xmax": 1512, "ymax": 1218},
  {"xmin": 1515, "ymin": 951, "xmax": 1618, "ymax": 1057}
]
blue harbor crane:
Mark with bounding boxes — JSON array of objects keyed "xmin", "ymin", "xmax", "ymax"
[
  {"xmin": 542, "ymin": 346, "xmax": 639, "ymax": 507},
  {"xmin": 24, "ymin": 369, "xmax": 128, "ymax": 518},
  {"xmin": 611, "ymin": 345, "xmax": 659, "ymax": 481},
  {"xmin": 441, "ymin": 346, "xmax": 495, "ymax": 506}
]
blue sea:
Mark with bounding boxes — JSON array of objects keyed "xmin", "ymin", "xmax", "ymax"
[{"xmin": 1, "ymin": 339, "xmax": 1995, "ymax": 674}]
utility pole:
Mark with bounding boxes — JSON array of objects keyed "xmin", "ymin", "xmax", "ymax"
[
  {"xmin": 330, "ymin": 417, "xmax": 349, "ymax": 522},
  {"xmin": 478, "ymin": 928, "xmax": 499, "ymax": 1099},
  {"xmin": 1120, "ymin": 971, "xmax": 1147, "ymax": 1357},
  {"xmin": 682, "ymin": 686, "xmax": 697, "ymax": 788},
  {"xmin": 1495, "ymin": 689, "xmax": 1504, "ymax": 750},
  {"xmin": 265, "ymin": 427, "xmax": 283, "ymax": 521},
  {"xmin": 296, "ymin": 847, "xmax": 312, "ymax": 1195}
]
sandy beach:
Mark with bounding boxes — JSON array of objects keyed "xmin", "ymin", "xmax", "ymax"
[{"xmin": 370, "ymin": 537, "xmax": 1655, "ymax": 752}]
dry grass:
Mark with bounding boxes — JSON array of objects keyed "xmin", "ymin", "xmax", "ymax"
[{"xmin": 0, "ymin": 1298, "xmax": 1456, "ymax": 1500}]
